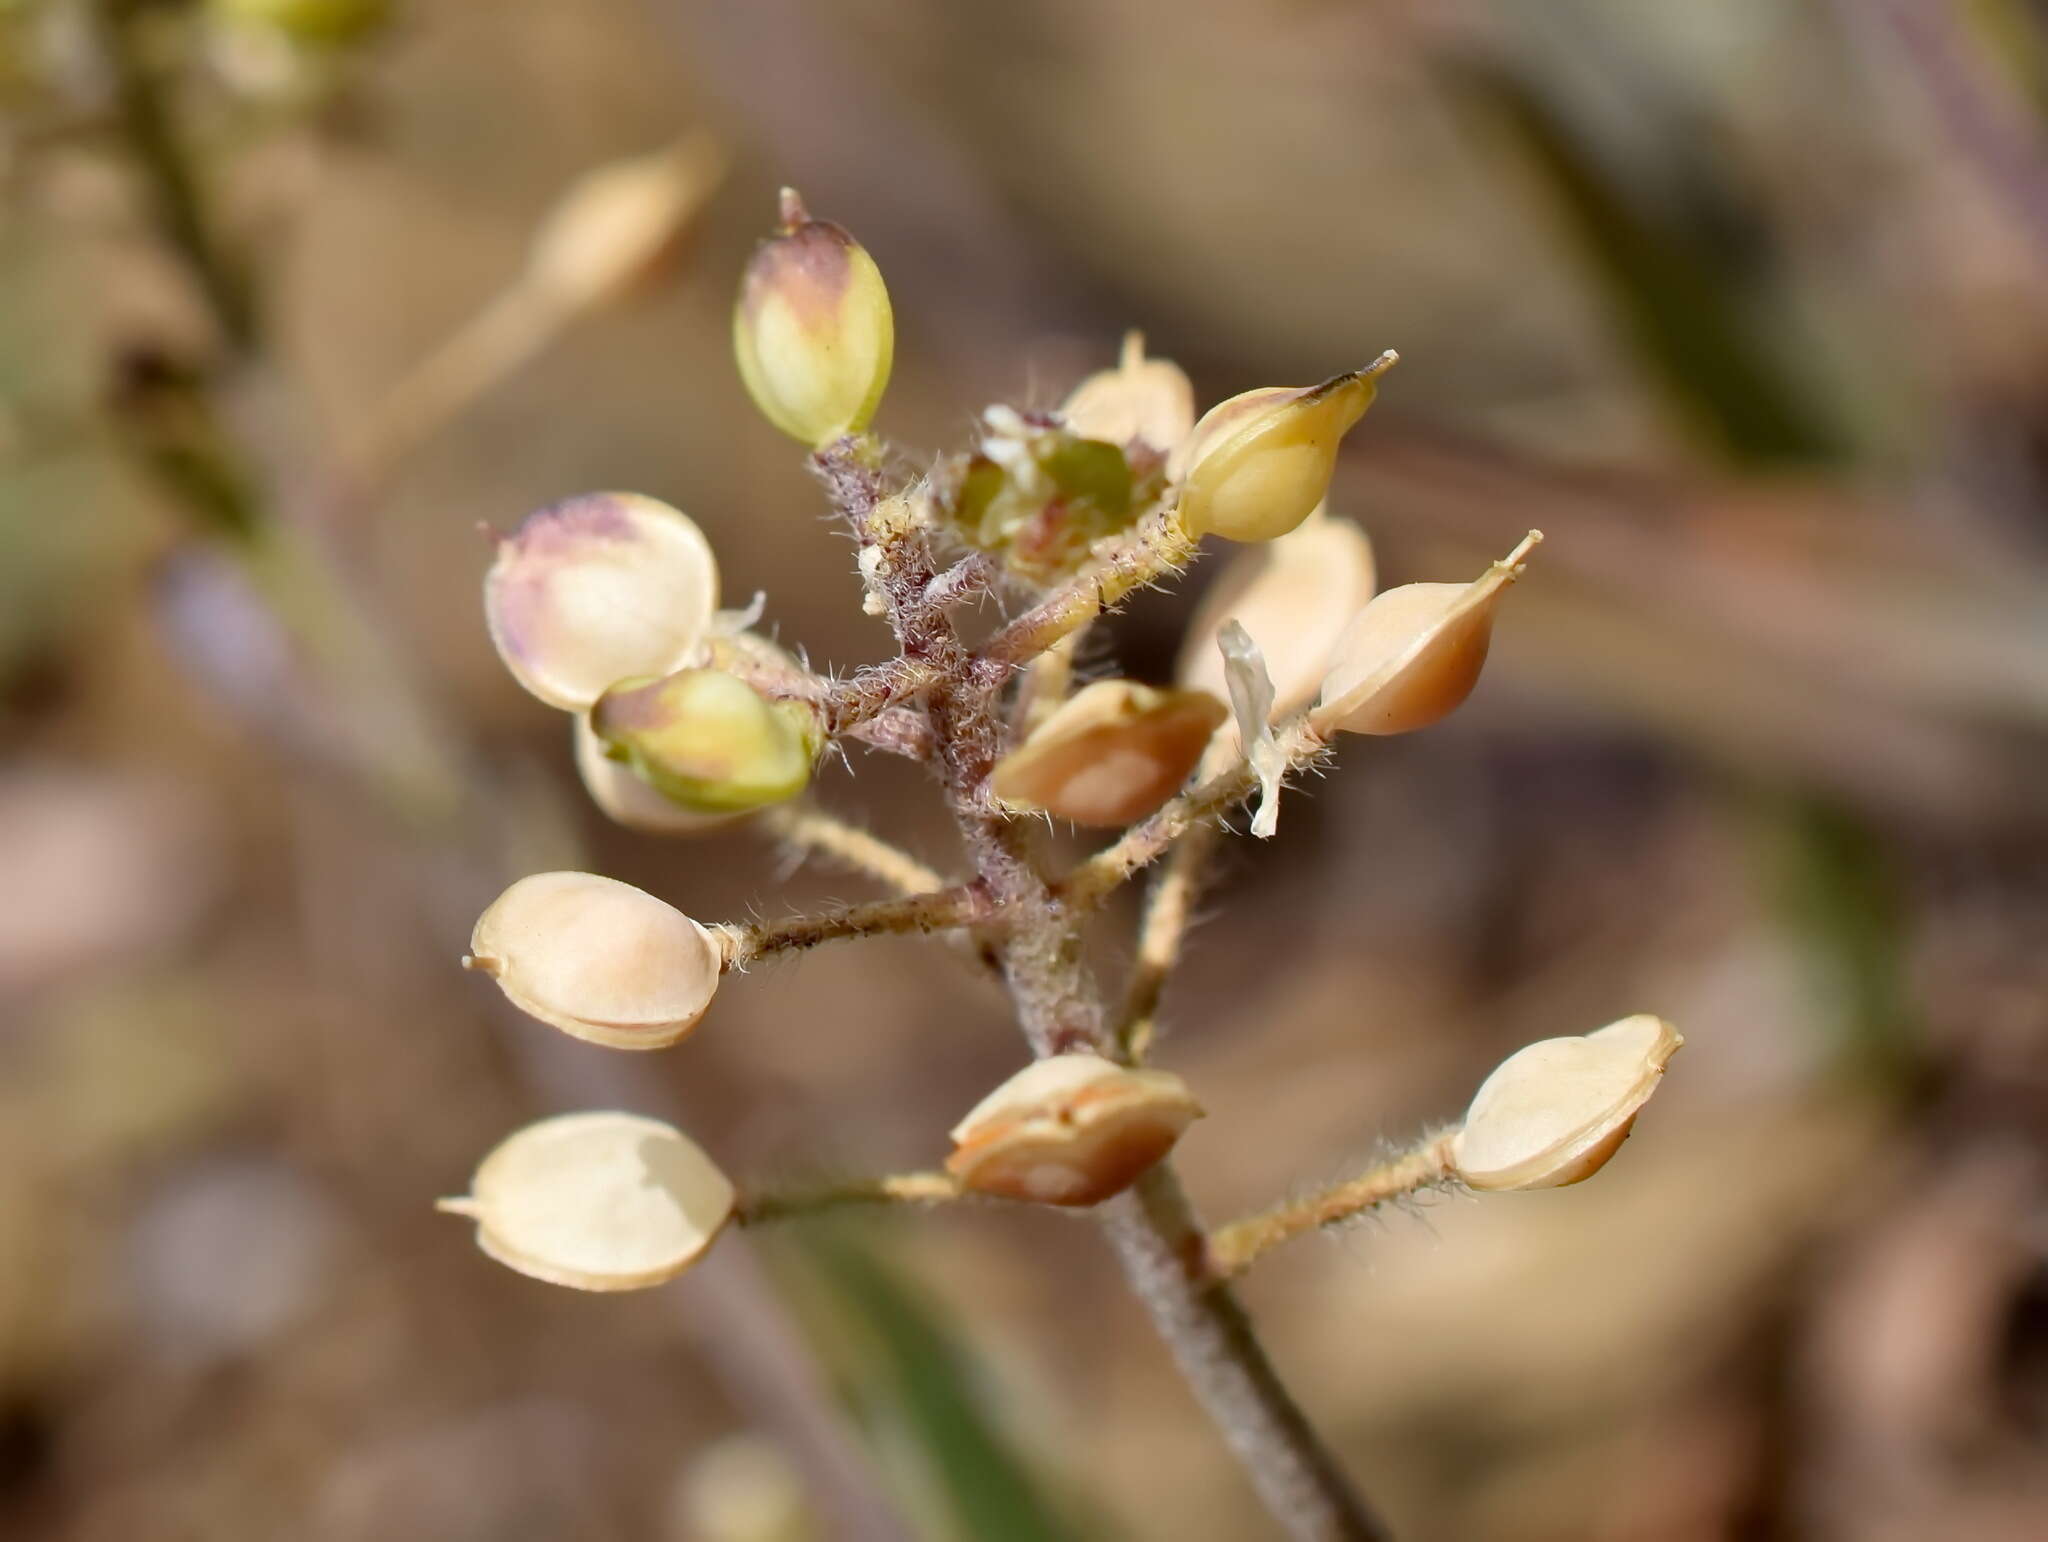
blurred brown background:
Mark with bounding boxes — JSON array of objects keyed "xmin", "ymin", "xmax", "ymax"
[{"xmin": 4, "ymin": 1, "xmax": 2048, "ymax": 1538}]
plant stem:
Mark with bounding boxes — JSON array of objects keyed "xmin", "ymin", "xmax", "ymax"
[
  {"xmin": 738, "ymin": 1170, "xmax": 962, "ymax": 1224},
  {"xmin": 1116, "ymin": 820, "xmax": 1218, "ymax": 1062},
  {"xmin": 720, "ymin": 883, "xmax": 992, "ymax": 966},
  {"xmin": 1205, "ymin": 1134, "xmax": 1459, "ymax": 1282},
  {"xmin": 761, "ymin": 804, "xmax": 951, "ymax": 895}
]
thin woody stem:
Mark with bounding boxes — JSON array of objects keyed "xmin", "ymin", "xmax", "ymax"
[
  {"xmin": 976, "ymin": 506, "xmax": 1196, "ymax": 669},
  {"xmin": 1204, "ymin": 1134, "xmax": 1460, "ymax": 1282},
  {"xmin": 720, "ymin": 883, "xmax": 991, "ymax": 966},
  {"xmin": 737, "ymin": 1170, "xmax": 963, "ymax": 1225},
  {"xmin": 760, "ymin": 804, "xmax": 950, "ymax": 895},
  {"xmin": 1116, "ymin": 820, "xmax": 1218, "ymax": 1062}
]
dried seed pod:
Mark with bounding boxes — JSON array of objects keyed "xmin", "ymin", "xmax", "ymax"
[
  {"xmin": 439, "ymin": 1111, "xmax": 734, "ymax": 1290},
  {"xmin": 1178, "ymin": 510, "xmax": 1376, "ymax": 752},
  {"xmin": 591, "ymin": 668, "xmax": 820, "ymax": 814},
  {"xmin": 946, "ymin": 1054, "xmax": 1202, "ymax": 1207},
  {"xmin": 1452, "ymin": 1015, "xmax": 1683, "ymax": 1191},
  {"xmin": 525, "ymin": 136, "xmax": 727, "ymax": 312},
  {"xmin": 990, "ymin": 680, "xmax": 1226, "ymax": 827},
  {"xmin": 484, "ymin": 492, "xmax": 719, "ymax": 712},
  {"xmin": 1310, "ymin": 531, "xmax": 1540, "ymax": 737},
  {"xmin": 1172, "ymin": 356, "xmax": 1392, "ymax": 543},
  {"xmin": 572, "ymin": 716, "xmax": 744, "ymax": 835},
  {"xmin": 1060, "ymin": 331, "xmax": 1195, "ymax": 455},
  {"xmin": 466, "ymin": 871, "xmax": 723, "ymax": 1050},
  {"xmin": 733, "ymin": 189, "xmax": 894, "ymax": 447}
]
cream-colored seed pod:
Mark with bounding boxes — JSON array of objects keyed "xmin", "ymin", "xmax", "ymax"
[
  {"xmin": 1452, "ymin": 1015, "xmax": 1683, "ymax": 1191},
  {"xmin": 1179, "ymin": 511, "xmax": 1376, "ymax": 753},
  {"xmin": 439, "ymin": 1111, "xmax": 734, "ymax": 1290},
  {"xmin": 525, "ymin": 135, "xmax": 726, "ymax": 313},
  {"xmin": 484, "ymin": 492, "xmax": 719, "ymax": 712},
  {"xmin": 465, "ymin": 871, "xmax": 723, "ymax": 1050},
  {"xmin": 946, "ymin": 1054, "xmax": 1202, "ymax": 1207},
  {"xmin": 1310, "ymin": 531, "xmax": 1540, "ymax": 737},
  {"xmin": 572, "ymin": 716, "xmax": 743, "ymax": 835},
  {"xmin": 990, "ymin": 680, "xmax": 1226, "ymax": 827},
  {"xmin": 1060, "ymin": 331, "xmax": 1195, "ymax": 455}
]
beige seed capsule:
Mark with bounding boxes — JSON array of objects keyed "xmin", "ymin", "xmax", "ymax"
[
  {"xmin": 572, "ymin": 716, "xmax": 743, "ymax": 836},
  {"xmin": 946, "ymin": 1054, "xmax": 1202, "ymax": 1207},
  {"xmin": 1310, "ymin": 530, "xmax": 1541, "ymax": 737},
  {"xmin": 438, "ymin": 1111, "xmax": 735, "ymax": 1291},
  {"xmin": 484, "ymin": 492, "xmax": 719, "ymax": 713},
  {"xmin": 990, "ymin": 680, "xmax": 1226, "ymax": 827},
  {"xmin": 465, "ymin": 871, "xmax": 723, "ymax": 1050},
  {"xmin": 1452, "ymin": 1014, "xmax": 1683, "ymax": 1191},
  {"xmin": 524, "ymin": 135, "xmax": 727, "ymax": 313},
  {"xmin": 1060, "ymin": 331, "xmax": 1196, "ymax": 455}
]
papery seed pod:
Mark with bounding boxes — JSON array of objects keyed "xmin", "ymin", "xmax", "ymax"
[
  {"xmin": 733, "ymin": 190, "xmax": 894, "ymax": 447},
  {"xmin": 1309, "ymin": 531, "xmax": 1541, "ymax": 737},
  {"xmin": 465, "ymin": 871, "xmax": 723, "ymax": 1050},
  {"xmin": 990, "ymin": 680, "xmax": 1226, "ymax": 827},
  {"xmin": 1452, "ymin": 1015, "xmax": 1683, "ymax": 1191},
  {"xmin": 484, "ymin": 492, "xmax": 719, "ymax": 713},
  {"xmin": 572, "ymin": 716, "xmax": 745, "ymax": 836},
  {"xmin": 438, "ymin": 1111, "xmax": 734, "ymax": 1290},
  {"xmin": 1061, "ymin": 331, "xmax": 1195, "ymax": 456},
  {"xmin": 525, "ymin": 136, "xmax": 727, "ymax": 313},
  {"xmin": 1172, "ymin": 356, "xmax": 1392, "ymax": 543},
  {"xmin": 1179, "ymin": 510, "xmax": 1376, "ymax": 754},
  {"xmin": 946, "ymin": 1054, "xmax": 1202, "ymax": 1207},
  {"xmin": 591, "ymin": 668, "xmax": 820, "ymax": 814}
]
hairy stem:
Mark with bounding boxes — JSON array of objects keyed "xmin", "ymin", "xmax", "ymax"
[
  {"xmin": 761, "ymin": 804, "xmax": 950, "ymax": 895},
  {"xmin": 1116, "ymin": 820, "xmax": 1218, "ymax": 1062},
  {"xmin": 976, "ymin": 506, "xmax": 1196, "ymax": 668},
  {"xmin": 1205, "ymin": 1134, "xmax": 1459, "ymax": 1282},
  {"xmin": 738, "ymin": 1170, "xmax": 962, "ymax": 1225},
  {"xmin": 721, "ymin": 883, "xmax": 991, "ymax": 966}
]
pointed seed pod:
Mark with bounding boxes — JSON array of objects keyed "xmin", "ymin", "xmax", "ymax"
[
  {"xmin": 990, "ymin": 680, "xmax": 1226, "ymax": 826},
  {"xmin": 591, "ymin": 668, "xmax": 820, "ymax": 814},
  {"xmin": 438, "ymin": 1111, "xmax": 734, "ymax": 1290},
  {"xmin": 1172, "ymin": 354, "xmax": 1394, "ymax": 543},
  {"xmin": 1452, "ymin": 1015, "xmax": 1683, "ymax": 1191},
  {"xmin": 525, "ymin": 135, "xmax": 727, "ymax": 312},
  {"xmin": 1310, "ymin": 530, "xmax": 1541, "ymax": 736},
  {"xmin": 465, "ymin": 871, "xmax": 723, "ymax": 1050},
  {"xmin": 733, "ymin": 189, "xmax": 894, "ymax": 447},
  {"xmin": 484, "ymin": 492, "xmax": 719, "ymax": 712},
  {"xmin": 946, "ymin": 1054, "xmax": 1203, "ymax": 1207},
  {"xmin": 572, "ymin": 716, "xmax": 744, "ymax": 835},
  {"xmin": 1060, "ymin": 331, "xmax": 1195, "ymax": 455},
  {"xmin": 1179, "ymin": 509, "xmax": 1377, "ymax": 753}
]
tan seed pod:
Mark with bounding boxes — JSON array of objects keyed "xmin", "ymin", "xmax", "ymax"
[
  {"xmin": 1310, "ymin": 531, "xmax": 1540, "ymax": 737},
  {"xmin": 572, "ymin": 716, "xmax": 744, "ymax": 836},
  {"xmin": 438, "ymin": 1111, "xmax": 734, "ymax": 1290},
  {"xmin": 1060, "ymin": 331, "xmax": 1196, "ymax": 455},
  {"xmin": 525, "ymin": 135, "xmax": 727, "ymax": 312},
  {"xmin": 1452, "ymin": 1015, "xmax": 1683, "ymax": 1191},
  {"xmin": 990, "ymin": 680, "xmax": 1226, "ymax": 827},
  {"xmin": 1178, "ymin": 509, "xmax": 1377, "ymax": 754},
  {"xmin": 946, "ymin": 1054, "xmax": 1202, "ymax": 1207},
  {"xmin": 484, "ymin": 492, "xmax": 719, "ymax": 712},
  {"xmin": 465, "ymin": 871, "xmax": 723, "ymax": 1050}
]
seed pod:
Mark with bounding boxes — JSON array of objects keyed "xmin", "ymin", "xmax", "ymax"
[
  {"xmin": 1172, "ymin": 355, "xmax": 1392, "ymax": 543},
  {"xmin": 572, "ymin": 716, "xmax": 744, "ymax": 835},
  {"xmin": 525, "ymin": 136, "xmax": 727, "ymax": 313},
  {"xmin": 439, "ymin": 1111, "xmax": 734, "ymax": 1290},
  {"xmin": 1179, "ymin": 510, "xmax": 1377, "ymax": 753},
  {"xmin": 1310, "ymin": 531, "xmax": 1540, "ymax": 737},
  {"xmin": 591, "ymin": 668, "xmax": 820, "ymax": 814},
  {"xmin": 733, "ymin": 190, "xmax": 894, "ymax": 447},
  {"xmin": 484, "ymin": 492, "xmax": 719, "ymax": 713},
  {"xmin": 990, "ymin": 680, "xmax": 1226, "ymax": 827},
  {"xmin": 1060, "ymin": 331, "xmax": 1195, "ymax": 455},
  {"xmin": 1452, "ymin": 1015, "xmax": 1683, "ymax": 1191},
  {"xmin": 946, "ymin": 1054, "xmax": 1202, "ymax": 1207},
  {"xmin": 465, "ymin": 871, "xmax": 723, "ymax": 1050}
]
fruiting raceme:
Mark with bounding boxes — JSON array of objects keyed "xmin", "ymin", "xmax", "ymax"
[
  {"xmin": 1452, "ymin": 1015, "xmax": 1683, "ymax": 1191},
  {"xmin": 946, "ymin": 1055, "xmax": 1202, "ymax": 1207},
  {"xmin": 1061, "ymin": 331, "xmax": 1196, "ymax": 456},
  {"xmin": 465, "ymin": 871, "xmax": 723, "ymax": 1050},
  {"xmin": 733, "ymin": 190, "xmax": 894, "ymax": 447},
  {"xmin": 484, "ymin": 492, "xmax": 719, "ymax": 712},
  {"xmin": 592, "ymin": 668, "xmax": 820, "ymax": 814},
  {"xmin": 990, "ymin": 680, "xmax": 1226, "ymax": 826},
  {"xmin": 439, "ymin": 1111, "xmax": 734, "ymax": 1290},
  {"xmin": 1172, "ymin": 354, "xmax": 1394, "ymax": 543},
  {"xmin": 572, "ymin": 716, "xmax": 745, "ymax": 835},
  {"xmin": 1310, "ymin": 530, "xmax": 1541, "ymax": 736}
]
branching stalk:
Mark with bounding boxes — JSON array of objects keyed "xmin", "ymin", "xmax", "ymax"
[
  {"xmin": 1117, "ymin": 820, "xmax": 1219, "ymax": 1062},
  {"xmin": 1205, "ymin": 1134, "xmax": 1460, "ymax": 1282},
  {"xmin": 721, "ymin": 883, "xmax": 992, "ymax": 966},
  {"xmin": 761, "ymin": 804, "xmax": 950, "ymax": 895}
]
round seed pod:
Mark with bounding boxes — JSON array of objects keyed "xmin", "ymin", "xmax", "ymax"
[
  {"xmin": 572, "ymin": 716, "xmax": 744, "ymax": 836},
  {"xmin": 466, "ymin": 871, "xmax": 723, "ymax": 1050},
  {"xmin": 439, "ymin": 1111, "xmax": 734, "ymax": 1290},
  {"xmin": 484, "ymin": 492, "xmax": 719, "ymax": 712},
  {"xmin": 1452, "ymin": 1015, "xmax": 1683, "ymax": 1191},
  {"xmin": 1060, "ymin": 331, "xmax": 1195, "ymax": 455},
  {"xmin": 990, "ymin": 680, "xmax": 1226, "ymax": 827},
  {"xmin": 945, "ymin": 1054, "xmax": 1202, "ymax": 1207},
  {"xmin": 1310, "ymin": 531, "xmax": 1540, "ymax": 737},
  {"xmin": 1178, "ymin": 510, "xmax": 1376, "ymax": 753},
  {"xmin": 591, "ymin": 668, "xmax": 820, "ymax": 815}
]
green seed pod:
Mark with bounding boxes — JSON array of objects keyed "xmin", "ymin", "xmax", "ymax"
[
  {"xmin": 591, "ymin": 668, "xmax": 820, "ymax": 815},
  {"xmin": 572, "ymin": 716, "xmax": 745, "ymax": 836},
  {"xmin": 990, "ymin": 680, "xmax": 1225, "ymax": 826},
  {"xmin": 733, "ymin": 190, "xmax": 894, "ymax": 447}
]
